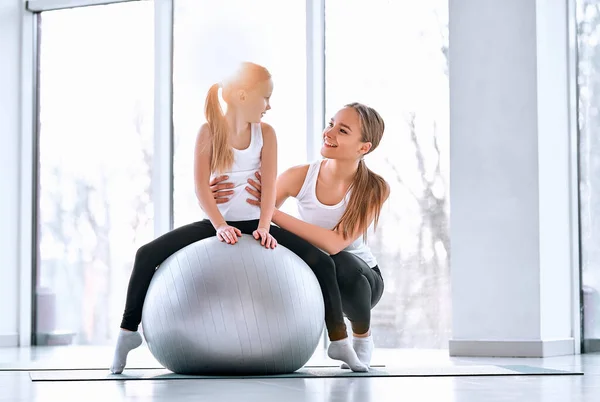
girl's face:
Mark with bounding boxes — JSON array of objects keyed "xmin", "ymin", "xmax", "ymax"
[{"xmin": 237, "ymin": 78, "xmax": 273, "ymax": 123}]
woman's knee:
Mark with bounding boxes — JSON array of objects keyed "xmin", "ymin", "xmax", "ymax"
[
  {"xmin": 334, "ymin": 263, "xmax": 363, "ymax": 289},
  {"xmin": 135, "ymin": 242, "xmax": 156, "ymax": 264},
  {"xmin": 331, "ymin": 251, "xmax": 366, "ymax": 277},
  {"xmin": 339, "ymin": 272, "xmax": 371, "ymax": 301},
  {"xmin": 304, "ymin": 249, "xmax": 335, "ymax": 271},
  {"xmin": 135, "ymin": 244, "xmax": 149, "ymax": 259},
  {"xmin": 330, "ymin": 251, "xmax": 352, "ymax": 266}
]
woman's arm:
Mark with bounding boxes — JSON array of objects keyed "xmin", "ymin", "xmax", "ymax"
[
  {"xmin": 194, "ymin": 124, "xmax": 228, "ymax": 229},
  {"xmin": 245, "ymin": 164, "xmax": 309, "ymax": 208},
  {"xmin": 209, "ymin": 175, "xmax": 234, "ymax": 204},
  {"xmin": 272, "ymin": 183, "xmax": 390, "ymax": 255},
  {"xmin": 243, "ymin": 163, "xmax": 382, "ymax": 254},
  {"xmin": 257, "ymin": 123, "xmax": 277, "ymax": 230}
]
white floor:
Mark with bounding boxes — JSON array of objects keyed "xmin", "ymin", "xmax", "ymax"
[{"xmin": 1, "ymin": 345, "xmax": 599, "ymax": 402}]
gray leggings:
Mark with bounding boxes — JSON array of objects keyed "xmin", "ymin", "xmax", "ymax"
[{"xmin": 331, "ymin": 251, "xmax": 384, "ymax": 335}]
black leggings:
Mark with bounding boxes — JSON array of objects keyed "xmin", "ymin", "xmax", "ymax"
[
  {"xmin": 120, "ymin": 219, "xmax": 350, "ymax": 340},
  {"xmin": 331, "ymin": 251, "xmax": 384, "ymax": 335}
]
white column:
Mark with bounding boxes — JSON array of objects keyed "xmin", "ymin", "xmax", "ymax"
[
  {"xmin": 0, "ymin": 0, "xmax": 23, "ymax": 347},
  {"xmin": 449, "ymin": 0, "xmax": 580, "ymax": 357},
  {"xmin": 153, "ymin": 0, "xmax": 174, "ymax": 237}
]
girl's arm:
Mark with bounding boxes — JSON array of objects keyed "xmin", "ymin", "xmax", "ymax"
[
  {"xmin": 194, "ymin": 124, "xmax": 228, "ymax": 229},
  {"xmin": 257, "ymin": 123, "xmax": 278, "ymax": 230},
  {"xmin": 271, "ymin": 182, "xmax": 390, "ymax": 255}
]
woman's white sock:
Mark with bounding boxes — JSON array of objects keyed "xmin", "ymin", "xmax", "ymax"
[
  {"xmin": 340, "ymin": 334, "xmax": 374, "ymax": 369},
  {"xmin": 327, "ymin": 337, "xmax": 368, "ymax": 372}
]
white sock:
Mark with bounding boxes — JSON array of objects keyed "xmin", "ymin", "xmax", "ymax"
[
  {"xmin": 340, "ymin": 334, "xmax": 374, "ymax": 369},
  {"xmin": 110, "ymin": 329, "xmax": 143, "ymax": 374},
  {"xmin": 353, "ymin": 335, "xmax": 374, "ymax": 367},
  {"xmin": 327, "ymin": 337, "xmax": 368, "ymax": 372}
]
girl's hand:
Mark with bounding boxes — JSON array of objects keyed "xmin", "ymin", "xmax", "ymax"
[
  {"xmin": 253, "ymin": 226, "xmax": 277, "ymax": 249},
  {"xmin": 216, "ymin": 224, "xmax": 242, "ymax": 244}
]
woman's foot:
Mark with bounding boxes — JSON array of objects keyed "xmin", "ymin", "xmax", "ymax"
[
  {"xmin": 327, "ymin": 337, "xmax": 368, "ymax": 372},
  {"xmin": 340, "ymin": 333, "xmax": 374, "ymax": 369},
  {"xmin": 110, "ymin": 329, "xmax": 143, "ymax": 374}
]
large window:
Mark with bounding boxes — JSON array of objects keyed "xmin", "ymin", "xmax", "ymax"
[
  {"xmin": 577, "ymin": 0, "xmax": 600, "ymax": 352},
  {"xmin": 172, "ymin": 0, "xmax": 307, "ymax": 227},
  {"xmin": 32, "ymin": 0, "xmax": 450, "ymax": 349},
  {"xmin": 35, "ymin": 2, "xmax": 155, "ymax": 345},
  {"xmin": 325, "ymin": 0, "xmax": 450, "ymax": 348}
]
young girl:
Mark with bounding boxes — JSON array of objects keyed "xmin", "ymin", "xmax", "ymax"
[
  {"xmin": 110, "ymin": 63, "xmax": 368, "ymax": 374},
  {"xmin": 212, "ymin": 102, "xmax": 390, "ymax": 369}
]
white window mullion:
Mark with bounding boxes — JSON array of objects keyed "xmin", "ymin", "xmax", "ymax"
[
  {"xmin": 567, "ymin": 0, "xmax": 582, "ymax": 354},
  {"xmin": 306, "ymin": 0, "xmax": 328, "ymax": 349},
  {"xmin": 19, "ymin": 10, "xmax": 38, "ymax": 347},
  {"xmin": 306, "ymin": 0, "xmax": 325, "ymax": 162},
  {"xmin": 153, "ymin": 0, "xmax": 174, "ymax": 237}
]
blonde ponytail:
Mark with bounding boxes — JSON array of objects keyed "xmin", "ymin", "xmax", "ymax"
[{"xmin": 204, "ymin": 83, "xmax": 234, "ymax": 174}]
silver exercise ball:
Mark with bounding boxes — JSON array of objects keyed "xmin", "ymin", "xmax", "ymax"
[{"xmin": 141, "ymin": 235, "xmax": 325, "ymax": 375}]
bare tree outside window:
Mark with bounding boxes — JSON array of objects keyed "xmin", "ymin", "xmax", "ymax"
[
  {"xmin": 325, "ymin": 0, "xmax": 450, "ymax": 348},
  {"xmin": 36, "ymin": 2, "xmax": 155, "ymax": 345},
  {"xmin": 577, "ymin": 0, "xmax": 600, "ymax": 350}
]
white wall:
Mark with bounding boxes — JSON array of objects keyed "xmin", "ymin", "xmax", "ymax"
[
  {"xmin": 449, "ymin": 0, "xmax": 577, "ymax": 356},
  {"xmin": 0, "ymin": 0, "xmax": 22, "ymax": 347}
]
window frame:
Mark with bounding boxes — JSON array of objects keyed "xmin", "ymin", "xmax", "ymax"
[{"xmin": 26, "ymin": 0, "xmax": 148, "ymax": 13}]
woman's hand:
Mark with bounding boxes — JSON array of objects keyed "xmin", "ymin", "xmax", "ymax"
[
  {"xmin": 216, "ymin": 224, "xmax": 242, "ymax": 245},
  {"xmin": 253, "ymin": 226, "xmax": 277, "ymax": 249},
  {"xmin": 245, "ymin": 171, "xmax": 262, "ymax": 206},
  {"xmin": 210, "ymin": 175, "xmax": 234, "ymax": 204}
]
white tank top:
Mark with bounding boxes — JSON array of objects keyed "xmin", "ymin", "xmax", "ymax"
[
  {"xmin": 210, "ymin": 123, "xmax": 263, "ymax": 221},
  {"xmin": 295, "ymin": 160, "xmax": 378, "ymax": 268}
]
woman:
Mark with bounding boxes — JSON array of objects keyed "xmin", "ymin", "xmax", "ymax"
[{"xmin": 210, "ymin": 102, "xmax": 389, "ymax": 368}]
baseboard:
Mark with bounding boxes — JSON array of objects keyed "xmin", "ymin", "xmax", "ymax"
[
  {"xmin": 0, "ymin": 333, "xmax": 18, "ymax": 347},
  {"xmin": 448, "ymin": 338, "xmax": 575, "ymax": 357},
  {"xmin": 583, "ymin": 338, "xmax": 600, "ymax": 353}
]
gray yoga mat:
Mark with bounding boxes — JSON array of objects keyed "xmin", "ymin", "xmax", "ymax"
[
  {"xmin": 0, "ymin": 362, "xmax": 163, "ymax": 372},
  {"xmin": 29, "ymin": 365, "xmax": 582, "ymax": 381},
  {"xmin": 0, "ymin": 362, "xmax": 381, "ymax": 372}
]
